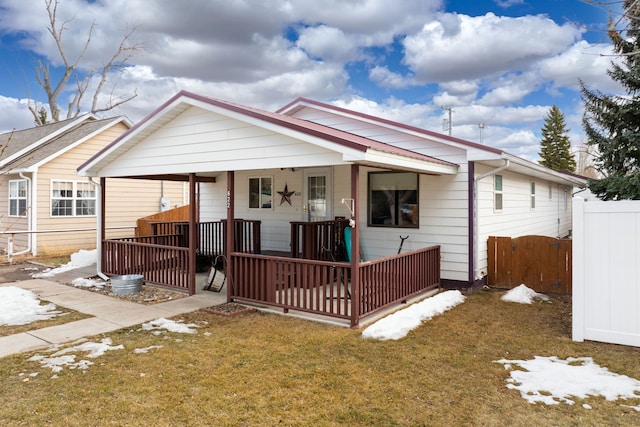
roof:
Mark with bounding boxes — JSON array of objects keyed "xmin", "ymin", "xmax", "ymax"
[
  {"xmin": 277, "ymin": 97, "xmax": 587, "ymax": 188},
  {"xmin": 2, "ymin": 117, "xmax": 129, "ymax": 173},
  {"xmin": 78, "ymin": 91, "xmax": 460, "ymax": 177}
]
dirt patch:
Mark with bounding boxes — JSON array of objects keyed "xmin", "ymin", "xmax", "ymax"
[
  {"xmin": 0, "ymin": 262, "xmax": 46, "ymax": 283},
  {"xmin": 73, "ymin": 281, "xmax": 189, "ymax": 305},
  {"xmin": 201, "ymin": 302, "xmax": 256, "ymax": 317}
]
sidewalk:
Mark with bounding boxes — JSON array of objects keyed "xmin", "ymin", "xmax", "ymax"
[{"xmin": 0, "ymin": 272, "xmax": 227, "ymax": 358}]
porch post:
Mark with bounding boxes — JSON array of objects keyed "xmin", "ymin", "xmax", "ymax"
[
  {"xmin": 188, "ymin": 173, "xmax": 197, "ymax": 295},
  {"xmin": 226, "ymin": 171, "xmax": 235, "ymax": 302},
  {"xmin": 100, "ymin": 177, "xmax": 106, "ymax": 273},
  {"xmin": 350, "ymin": 164, "xmax": 360, "ymax": 327}
]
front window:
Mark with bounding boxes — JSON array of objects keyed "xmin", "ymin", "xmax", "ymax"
[
  {"xmin": 249, "ymin": 177, "xmax": 272, "ymax": 209},
  {"xmin": 9, "ymin": 180, "xmax": 27, "ymax": 217},
  {"xmin": 368, "ymin": 172, "xmax": 418, "ymax": 228},
  {"xmin": 51, "ymin": 180, "xmax": 96, "ymax": 217}
]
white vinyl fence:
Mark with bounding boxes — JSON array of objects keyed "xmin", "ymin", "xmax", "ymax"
[{"xmin": 572, "ymin": 197, "xmax": 640, "ymax": 347}]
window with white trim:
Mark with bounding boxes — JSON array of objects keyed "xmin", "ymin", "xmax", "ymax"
[
  {"xmin": 494, "ymin": 174, "xmax": 503, "ymax": 211},
  {"xmin": 530, "ymin": 181, "xmax": 536, "ymax": 209},
  {"xmin": 248, "ymin": 177, "xmax": 272, "ymax": 209},
  {"xmin": 51, "ymin": 180, "xmax": 96, "ymax": 217},
  {"xmin": 9, "ymin": 179, "xmax": 27, "ymax": 217}
]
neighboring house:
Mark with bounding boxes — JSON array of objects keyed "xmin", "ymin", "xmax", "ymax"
[
  {"xmin": 0, "ymin": 115, "xmax": 187, "ymax": 257},
  {"xmin": 77, "ymin": 91, "xmax": 587, "ymax": 326}
]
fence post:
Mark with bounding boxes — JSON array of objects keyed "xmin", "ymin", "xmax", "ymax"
[
  {"xmin": 572, "ymin": 197, "xmax": 585, "ymax": 342},
  {"xmin": 7, "ymin": 235, "xmax": 13, "ymax": 264}
]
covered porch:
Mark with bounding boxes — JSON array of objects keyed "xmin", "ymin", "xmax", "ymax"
[{"xmin": 97, "ymin": 169, "xmax": 441, "ymax": 327}]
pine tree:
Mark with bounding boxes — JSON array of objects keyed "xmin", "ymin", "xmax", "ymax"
[
  {"xmin": 581, "ymin": 0, "xmax": 640, "ymax": 200},
  {"xmin": 539, "ymin": 105, "xmax": 576, "ymax": 172}
]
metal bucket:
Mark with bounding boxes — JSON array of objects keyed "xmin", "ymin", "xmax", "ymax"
[{"xmin": 110, "ymin": 274, "xmax": 144, "ymax": 295}]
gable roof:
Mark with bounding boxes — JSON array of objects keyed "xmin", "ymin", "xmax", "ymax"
[
  {"xmin": 2, "ymin": 117, "xmax": 130, "ymax": 173},
  {"xmin": 277, "ymin": 97, "xmax": 587, "ymax": 187},
  {"xmin": 78, "ymin": 91, "xmax": 459, "ymax": 177}
]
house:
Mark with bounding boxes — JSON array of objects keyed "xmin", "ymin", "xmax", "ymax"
[
  {"xmin": 77, "ymin": 91, "xmax": 587, "ymax": 326},
  {"xmin": 0, "ymin": 115, "xmax": 187, "ymax": 258}
]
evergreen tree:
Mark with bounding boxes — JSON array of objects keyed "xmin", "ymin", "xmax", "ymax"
[
  {"xmin": 539, "ymin": 105, "xmax": 576, "ymax": 172},
  {"xmin": 581, "ymin": 0, "xmax": 640, "ymax": 200}
]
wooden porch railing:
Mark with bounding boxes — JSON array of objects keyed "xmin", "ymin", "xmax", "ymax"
[
  {"xmin": 102, "ymin": 240, "xmax": 190, "ymax": 292},
  {"xmin": 104, "ymin": 219, "xmax": 260, "ymax": 293},
  {"xmin": 290, "ymin": 218, "xmax": 350, "ymax": 260},
  {"xmin": 358, "ymin": 245, "xmax": 440, "ymax": 319},
  {"xmin": 150, "ymin": 220, "xmax": 261, "ymax": 255},
  {"xmin": 231, "ymin": 253, "xmax": 352, "ymax": 320},
  {"xmin": 229, "ymin": 245, "xmax": 441, "ymax": 326}
]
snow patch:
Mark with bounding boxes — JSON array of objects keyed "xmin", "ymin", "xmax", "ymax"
[
  {"xmin": 495, "ymin": 356, "xmax": 640, "ymax": 406},
  {"xmin": 0, "ymin": 286, "xmax": 60, "ymax": 325},
  {"xmin": 501, "ymin": 284, "xmax": 549, "ymax": 304},
  {"xmin": 362, "ymin": 290, "xmax": 465, "ymax": 340},
  {"xmin": 141, "ymin": 318, "xmax": 199, "ymax": 334}
]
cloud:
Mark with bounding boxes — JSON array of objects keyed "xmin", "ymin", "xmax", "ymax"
[
  {"xmin": 0, "ymin": 96, "xmax": 35, "ymax": 133},
  {"xmin": 402, "ymin": 12, "xmax": 583, "ymax": 83}
]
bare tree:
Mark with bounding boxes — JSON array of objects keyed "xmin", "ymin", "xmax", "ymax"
[{"xmin": 28, "ymin": 0, "xmax": 143, "ymax": 125}]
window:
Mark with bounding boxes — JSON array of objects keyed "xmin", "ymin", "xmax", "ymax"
[
  {"xmin": 51, "ymin": 180, "xmax": 96, "ymax": 217},
  {"xmin": 249, "ymin": 177, "xmax": 272, "ymax": 209},
  {"xmin": 494, "ymin": 174, "xmax": 503, "ymax": 211},
  {"xmin": 530, "ymin": 181, "xmax": 536, "ymax": 209},
  {"xmin": 368, "ymin": 172, "xmax": 418, "ymax": 228},
  {"xmin": 9, "ymin": 180, "xmax": 27, "ymax": 217}
]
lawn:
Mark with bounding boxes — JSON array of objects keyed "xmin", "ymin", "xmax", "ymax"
[{"xmin": 1, "ymin": 288, "xmax": 639, "ymax": 426}]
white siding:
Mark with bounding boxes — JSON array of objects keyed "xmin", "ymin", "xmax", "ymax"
[
  {"xmin": 99, "ymin": 107, "xmax": 345, "ymax": 177},
  {"xmin": 476, "ymin": 164, "xmax": 573, "ymax": 277},
  {"xmin": 290, "ymin": 106, "xmax": 471, "ymax": 283}
]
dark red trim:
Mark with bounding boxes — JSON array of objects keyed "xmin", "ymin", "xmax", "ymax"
[
  {"xmin": 468, "ymin": 161, "xmax": 475, "ymax": 285},
  {"xmin": 277, "ymin": 97, "xmax": 503, "ymax": 155}
]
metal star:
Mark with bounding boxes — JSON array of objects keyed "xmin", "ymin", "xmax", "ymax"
[{"xmin": 277, "ymin": 183, "xmax": 295, "ymax": 206}]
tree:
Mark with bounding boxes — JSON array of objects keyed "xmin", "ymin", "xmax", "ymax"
[
  {"xmin": 538, "ymin": 105, "xmax": 576, "ymax": 172},
  {"xmin": 580, "ymin": 0, "xmax": 640, "ymax": 200},
  {"xmin": 28, "ymin": 0, "xmax": 143, "ymax": 125}
]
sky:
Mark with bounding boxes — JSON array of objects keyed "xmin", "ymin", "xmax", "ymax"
[
  {"xmin": 3, "ymin": 272, "xmax": 640, "ymax": 409},
  {"xmin": 0, "ymin": 0, "xmax": 626, "ymax": 161}
]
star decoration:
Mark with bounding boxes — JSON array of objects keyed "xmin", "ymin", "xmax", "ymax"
[{"xmin": 278, "ymin": 183, "xmax": 295, "ymax": 206}]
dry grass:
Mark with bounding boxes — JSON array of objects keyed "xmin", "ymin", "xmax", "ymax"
[{"xmin": 1, "ymin": 288, "xmax": 640, "ymax": 426}]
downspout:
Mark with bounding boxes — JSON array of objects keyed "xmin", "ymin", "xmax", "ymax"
[
  {"xmin": 13, "ymin": 172, "xmax": 34, "ymax": 257},
  {"xmin": 88, "ymin": 177, "xmax": 109, "ymax": 280},
  {"xmin": 472, "ymin": 159, "xmax": 510, "ymax": 283}
]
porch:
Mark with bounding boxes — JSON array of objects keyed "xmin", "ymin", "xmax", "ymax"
[{"xmin": 101, "ymin": 218, "xmax": 441, "ymax": 327}]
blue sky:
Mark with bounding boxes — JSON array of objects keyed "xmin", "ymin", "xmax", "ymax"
[{"xmin": 0, "ymin": 0, "xmax": 624, "ymax": 163}]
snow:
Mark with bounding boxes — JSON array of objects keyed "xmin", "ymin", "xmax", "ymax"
[
  {"xmin": 141, "ymin": 318, "xmax": 199, "ymax": 334},
  {"xmin": 495, "ymin": 356, "xmax": 640, "ymax": 408},
  {"xmin": 28, "ymin": 338, "xmax": 124, "ymax": 373},
  {"xmin": 362, "ymin": 290, "xmax": 465, "ymax": 340},
  {"xmin": 0, "ymin": 286, "xmax": 60, "ymax": 325},
  {"xmin": 71, "ymin": 277, "xmax": 107, "ymax": 289},
  {"xmin": 501, "ymin": 284, "xmax": 550, "ymax": 304},
  {"xmin": 31, "ymin": 249, "xmax": 96, "ymax": 279}
]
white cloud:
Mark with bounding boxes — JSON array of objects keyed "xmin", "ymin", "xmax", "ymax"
[{"xmin": 403, "ymin": 13, "xmax": 583, "ymax": 82}]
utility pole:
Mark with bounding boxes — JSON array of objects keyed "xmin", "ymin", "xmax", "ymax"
[{"xmin": 441, "ymin": 106, "xmax": 453, "ymax": 136}]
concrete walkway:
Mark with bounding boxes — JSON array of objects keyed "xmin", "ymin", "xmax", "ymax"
[{"xmin": 0, "ymin": 273, "xmax": 227, "ymax": 358}]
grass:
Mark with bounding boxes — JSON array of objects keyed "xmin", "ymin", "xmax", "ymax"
[{"xmin": 1, "ymin": 288, "xmax": 640, "ymax": 426}]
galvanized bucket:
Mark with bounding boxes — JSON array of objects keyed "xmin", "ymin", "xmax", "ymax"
[{"xmin": 110, "ymin": 274, "xmax": 144, "ymax": 295}]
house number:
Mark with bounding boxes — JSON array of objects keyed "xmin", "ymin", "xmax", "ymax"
[{"xmin": 227, "ymin": 190, "xmax": 231, "ymax": 209}]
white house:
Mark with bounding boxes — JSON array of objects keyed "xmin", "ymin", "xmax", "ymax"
[{"xmin": 77, "ymin": 91, "xmax": 586, "ymax": 326}]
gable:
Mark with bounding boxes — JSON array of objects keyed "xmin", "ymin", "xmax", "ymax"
[{"xmin": 95, "ymin": 106, "xmax": 346, "ymax": 177}]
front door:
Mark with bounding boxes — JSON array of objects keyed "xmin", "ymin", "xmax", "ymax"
[{"xmin": 304, "ymin": 168, "xmax": 332, "ymax": 221}]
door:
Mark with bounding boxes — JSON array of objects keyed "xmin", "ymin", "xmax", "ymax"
[{"xmin": 304, "ymin": 168, "xmax": 332, "ymax": 221}]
